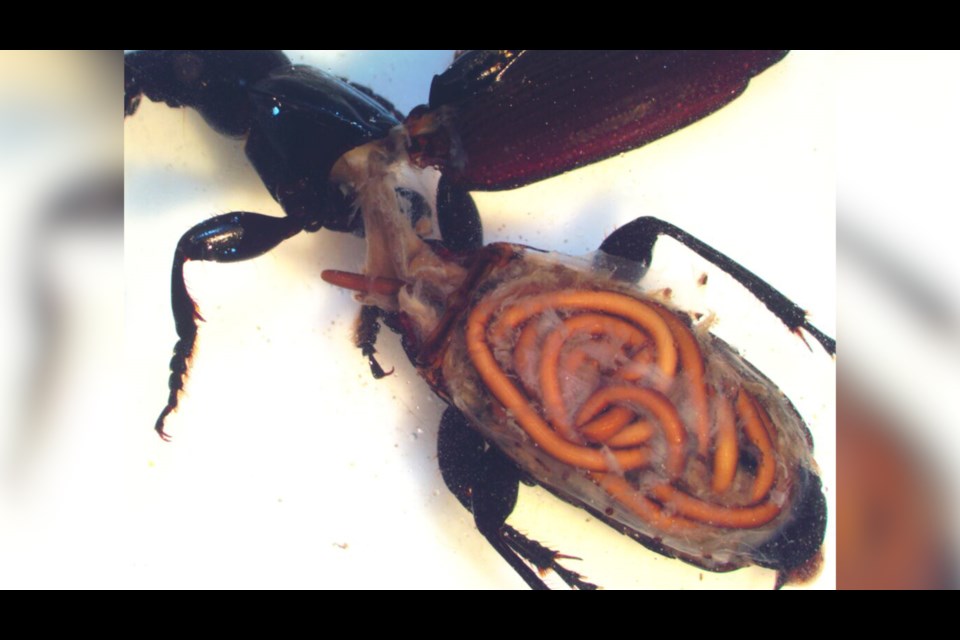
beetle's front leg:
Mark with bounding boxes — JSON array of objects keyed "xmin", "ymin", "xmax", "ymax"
[
  {"xmin": 599, "ymin": 216, "xmax": 836, "ymax": 355},
  {"xmin": 355, "ymin": 306, "xmax": 393, "ymax": 379},
  {"xmin": 156, "ymin": 212, "xmax": 302, "ymax": 439}
]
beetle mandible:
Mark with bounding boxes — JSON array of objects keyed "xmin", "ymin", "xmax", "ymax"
[{"xmin": 125, "ymin": 51, "xmax": 835, "ymax": 589}]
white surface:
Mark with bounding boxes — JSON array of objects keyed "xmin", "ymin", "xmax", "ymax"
[{"xmin": 123, "ymin": 51, "xmax": 835, "ymax": 589}]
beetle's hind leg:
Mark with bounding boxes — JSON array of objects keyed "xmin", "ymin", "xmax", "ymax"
[
  {"xmin": 598, "ymin": 216, "xmax": 836, "ymax": 355},
  {"xmin": 438, "ymin": 407, "xmax": 597, "ymax": 590},
  {"xmin": 155, "ymin": 212, "xmax": 302, "ymax": 439}
]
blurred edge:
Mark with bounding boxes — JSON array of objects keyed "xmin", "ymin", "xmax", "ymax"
[
  {"xmin": 837, "ymin": 51, "xmax": 960, "ymax": 589},
  {"xmin": 0, "ymin": 52, "xmax": 123, "ymax": 587}
]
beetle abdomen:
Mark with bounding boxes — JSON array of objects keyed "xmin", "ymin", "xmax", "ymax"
[{"xmin": 437, "ymin": 244, "xmax": 824, "ymax": 577}]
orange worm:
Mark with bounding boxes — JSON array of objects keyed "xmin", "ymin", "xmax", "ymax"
[
  {"xmin": 574, "ymin": 386, "xmax": 687, "ymax": 479},
  {"xmin": 466, "ymin": 284, "xmax": 786, "ymax": 532},
  {"xmin": 488, "ymin": 290, "xmax": 678, "ymax": 380},
  {"xmin": 466, "ymin": 294, "xmax": 652, "ymax": 472},
  {"xmin": 579, "ymin": 406, "xmax": 634, "ymax": 443},
  {"xmin": 539, "ymin": 313, "xmax": 650, "ymax": 441},
  {"xmin": 513, "ymin": 320, "xmax": 543, "ymax": 394},
  {"xmin": 738, "ymin": 390, "xmax": 776, "ymax": 504},
  {"xmin": 589, "ymin": 473, "xmax": 697, "ymax": 533},
  {"xmin": 711, "ymin": 394, "xmax": 738, "ymax": 494},
  {"xmin": 650, "ymin": 305, "xmax": 710, "ymax": 458},
  {"xmin": 605, "ymin": 421, "xmax": 656, "ymax": 447},
  {"xmin": 593, "ymin": 474, "xmax": 783, "ymax": 531},
  {"xmin": 650, "ymin": 484, "xmax": 782, "ymax": 528}
]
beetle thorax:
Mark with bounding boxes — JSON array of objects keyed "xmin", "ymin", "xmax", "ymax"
[{"xmin": 330, "ymin": 129, "xmax": 468, "ymax": 342}]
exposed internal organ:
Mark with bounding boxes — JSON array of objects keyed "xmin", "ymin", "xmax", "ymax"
[{"xmin": 465, "ymin": 286, "xmax": 789, "ymax": 532}]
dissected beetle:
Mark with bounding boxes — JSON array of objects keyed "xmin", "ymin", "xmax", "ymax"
[{"xmin": 125, "ymin": 51, "xmax": 835, "ymax": 589}]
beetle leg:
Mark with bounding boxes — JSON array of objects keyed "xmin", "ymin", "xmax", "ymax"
[
  {"xmin": 598, "ymin": 216, "xmax": 836, "ymax": 355},
  {"xmin": 355, "ymin": 306, "xmax": 393, "ymax": 379},
  {"xmin": 499, "ymin": 527, "xmax": 598, "ymax": 591},
  {"xmin": 435, "ymin": 175, "xmax": 483, "ymax": 253},
  {"xmin": 438, "ymin": 407, "xmax": 597, "ymax": 589},
  {"xmin": 156, "ymin": 212, "xmax": 302, "ymax": 439}
]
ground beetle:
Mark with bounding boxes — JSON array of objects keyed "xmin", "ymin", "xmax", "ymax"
[{"xmin": 125, "ymin": 51, "xmax": 835, "ymax": 589}]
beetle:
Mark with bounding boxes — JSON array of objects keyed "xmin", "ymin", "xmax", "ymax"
[{"xmin": 125, "ymin": 51, "xmax": 835, "ymax": 589}]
